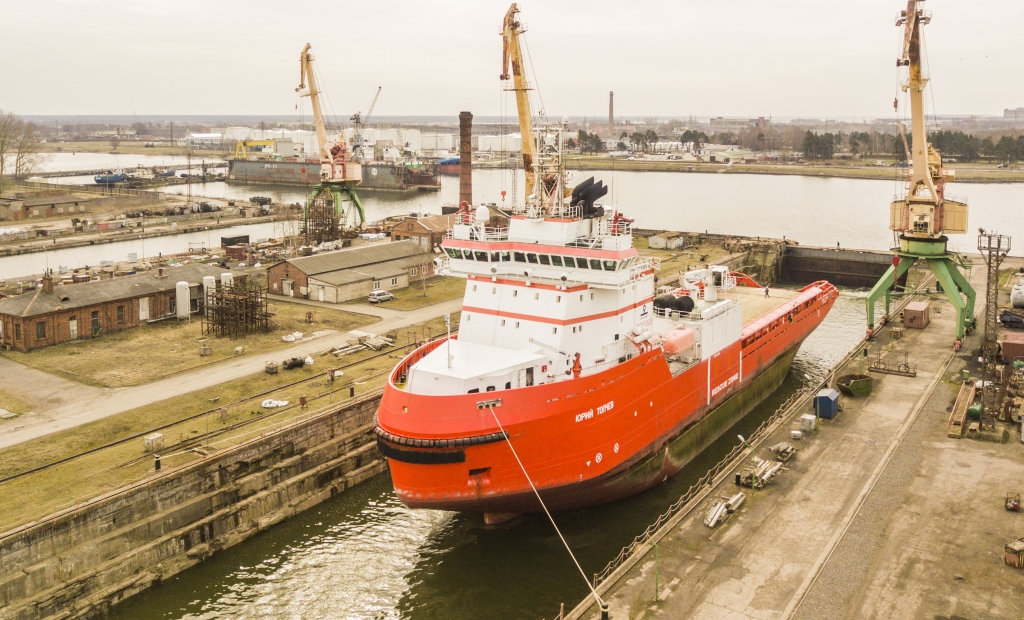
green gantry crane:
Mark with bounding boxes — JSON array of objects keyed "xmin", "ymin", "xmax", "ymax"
[{"xmin": 866, "ymin": 0, "xmax": 975, "ymax": 343}]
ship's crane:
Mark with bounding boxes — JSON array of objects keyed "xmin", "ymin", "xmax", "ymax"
[
  {"xmin": 350, "ymin": 86, "xmax": 382, "ymax": 163},
  {"xmin": 500, "ymin": 3, "xmax": 537, "ymax": 199},
  {"xmin": 296, "ymin": 43, "xmax": 360, "ymax": 185},
  {"xmin": 865, "ymin": 0, "xmax": 975, "ymax": 342},
  {"xmin": 294, "ymin": 43, "xmax": 365, "ymax": 234},
  {"xmin": 500, "ymin": 4, "xmax": 574, "ymax": 214}
]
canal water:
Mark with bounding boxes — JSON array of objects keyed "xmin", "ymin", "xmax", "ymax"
[
  {"xmin": 161, "ymin": 169, "xmax": 1024, "ymax": 254},
  {"xmin": 106, "ymin": 294, "xmax": 866, "ymax": 620}
]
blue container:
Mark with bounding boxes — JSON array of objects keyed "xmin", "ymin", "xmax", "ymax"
[{"xmin": 815, "ymin": 389, "xmax": 840, "ymax": 420}]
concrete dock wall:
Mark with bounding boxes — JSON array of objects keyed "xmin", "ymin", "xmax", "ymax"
[{"xmin": 0, "ymin": 393, "xmax": 387, "ymax": 620}]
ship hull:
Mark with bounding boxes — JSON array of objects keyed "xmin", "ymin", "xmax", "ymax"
[
  {"xmin": 227, "ymin": 159, "xmax": 441, "ymax": 191},
  {"xmin": 376, "ymin": 282, "xmax": 837, "ymax": 514}
]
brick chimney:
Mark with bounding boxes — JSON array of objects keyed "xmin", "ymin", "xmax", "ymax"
[
  {"xmin": 42, "ymin": 272, "xmax": 54, "ymax": 294},
  {"xmin": 459, "ymin": 111, "xmax": 473, "ymax": 207}
]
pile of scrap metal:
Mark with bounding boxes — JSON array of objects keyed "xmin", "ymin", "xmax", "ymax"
[
  {"xmin": 704, "ymin": 492, "xmax": 746, "ymax": 528},
  {"xmin": 735, "ymin": 456, "xmax": 786, "ymax": 489},
  {"xmin": 769, "ymin": 441, "xmax": 798, "ymax": 462}
]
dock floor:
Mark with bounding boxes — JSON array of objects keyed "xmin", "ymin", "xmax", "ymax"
[{"xmin": 572, "ymin": 264, "xmax": 1024, "ymax": 620}]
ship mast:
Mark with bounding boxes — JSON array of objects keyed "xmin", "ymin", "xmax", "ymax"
[{"xmin": 500, "ymin": 4, "xmax": 537, "ymax": 199}]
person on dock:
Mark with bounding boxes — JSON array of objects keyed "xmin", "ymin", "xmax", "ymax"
[{"xmin": 765, "ymin": 287, "xmax": 770, "ymax": 298}]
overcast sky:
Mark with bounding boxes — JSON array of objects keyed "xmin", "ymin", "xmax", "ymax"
[{"xmin": 2, "ymin": 0, "xmax": 1022, "ymax": 120}]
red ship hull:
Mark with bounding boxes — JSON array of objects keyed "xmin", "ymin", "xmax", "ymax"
[{"xmin": 376, "ymin": 282, "xmax": 838, "ymax": 513}]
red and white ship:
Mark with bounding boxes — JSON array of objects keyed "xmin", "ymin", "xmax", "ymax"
[{"xmin": 375, "ymin": 122, "xmax": 837, "ymax": 521}]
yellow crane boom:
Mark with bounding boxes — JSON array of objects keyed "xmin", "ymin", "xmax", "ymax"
[
  {"xmin": 296, "ymin": 43, "xmax": 360, "ymax": 184},
  {"xmin": 500, "ymin": 4, "xmax": 536, "ymax": 198}
]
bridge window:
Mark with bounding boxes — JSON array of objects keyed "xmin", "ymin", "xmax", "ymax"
[
  {"xmin": 577, "ymin": 258, "xmax": 589, "ymax": 269},
  {"xmin": 563, "ymin": 256, "xmax": 576, "ymax": 268},
  {"xmin": 490, "ymin": 251, "xmax": 500, "ymax": 262},
  {"xmin": 514, "ymin": 252, "xmax": 526, "ymax": 263},
  {"xmin": 500, "ymin": 251, "xmax": 511, "ymax": 262},
  {"xmin": 603, "ymin": 260, "xmax": 617, "ymax": 271},
  {"xmin": 446, "ymin": 248, "xmax": 460, "ymax": 259},
  {"xmin": 539, "ymin": 255, "xmax": 551, "ymax": 265},
  {"xmin": 462, "ymin": 249, "xmax": 475, "ymax": 260},
  {"xmin": 527, "ymin": 253, "xmax": 538, "ymax": 264},
  {"xmin": 590, "ymin": 259, "xmax": 602, "ymax": 270},
  {"xmin": 551, "ymin": 255, "xmax": 563, "ymax": 267},
  {"xmin": 475, "ymin": 251, "xmax": 488, "ymax": 261}
]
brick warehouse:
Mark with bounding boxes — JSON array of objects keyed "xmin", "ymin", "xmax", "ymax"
[{"xmin": 0, "ymin": 264, "xmax": 228, "ymax": 351}]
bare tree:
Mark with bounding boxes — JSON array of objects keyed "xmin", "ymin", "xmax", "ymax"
[
  {"xmin": 109, "ymin": 134, "xmax": 121, "ymax": 151},
  {"xmin": 0, "ymin": 110, "xmax": 20, "ymax": 193},
  {"xmin": 13, "ymin": 121, "xmax": 44, "ymax": 179}
]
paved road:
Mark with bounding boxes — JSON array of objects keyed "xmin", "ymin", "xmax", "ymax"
[{"xmin": 0, "ymin": 297, "xmax": 462, "ymax": 449}]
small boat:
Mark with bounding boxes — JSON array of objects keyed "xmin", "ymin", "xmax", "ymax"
[
  {"xmin": 836, "ymin": 373, "xmax": 874, "ymax": 397},
  {"xmin": 94, "ymin": 170, "xmax": 127, "ymax": 184}
]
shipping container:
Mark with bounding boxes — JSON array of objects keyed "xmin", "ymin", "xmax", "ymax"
[
  {"xmin": 904, "ymin": 301, "xmax": 931, "ymax": 328},
  {"xmin": 1002, "ymin": 332, "xmax": 1024, "ymax": 363}
]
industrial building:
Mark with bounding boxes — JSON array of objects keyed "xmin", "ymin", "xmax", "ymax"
[
  {"xmin": 0, "ymin": 192, "xmax": 91, "ymax": 221},
  {"xmin": 388, "ymin": 214, "xmax": 457, "ymax": 251},
  {"xmin": 0, "ymin": 264, "xmax": 227, "ymax": 351},
  {"xmin": 266, "ymin": 240, "xmax": 435, "ymax": 303}
]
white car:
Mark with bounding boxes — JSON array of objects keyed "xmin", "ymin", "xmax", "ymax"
[{"xmin": 368, "ymin": 290, "xmax": 395, "ymax": 303}]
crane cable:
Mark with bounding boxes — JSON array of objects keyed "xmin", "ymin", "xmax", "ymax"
[{"xmin": 486, "ymin": 405, "xmax": 606, "ymax": 609}]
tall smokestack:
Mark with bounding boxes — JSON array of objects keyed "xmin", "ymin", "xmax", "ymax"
[
  {"xmin": 608, "ymin": 91, "xmax": 614, "ymax": 131},
  {"xmin": 459, "ymin": 111, "xmax": 473, "ymax": 207}
]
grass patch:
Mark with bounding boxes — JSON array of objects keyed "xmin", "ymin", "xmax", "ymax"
[
  {"xmin": 0, "ymin": 312, "xmax": 460, "ymax": 529},
  {"xmin": 350, "ymin": 276, "xmax": 466, "ymax": 311},
  {"xmin": 0, "ymin": 300, "xmax": 379, "ymax": 388},
  {"xmin": 0, "ymin": 389, "xmax": 34, "ymax": 415}
]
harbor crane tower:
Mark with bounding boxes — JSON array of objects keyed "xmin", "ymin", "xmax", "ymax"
[
  {"xmin": 865, "ymin": 0, "xmax": 975, "ymax": 343},
  {"xmin": 296, "ymin": 43, "xmax": 365, "ymax": 242}
]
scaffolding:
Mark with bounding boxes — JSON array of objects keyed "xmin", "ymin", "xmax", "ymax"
[
  {"xmin": 302, "ymin": 184, "xmax": 366, "ymax": 246},
  {"xmin": 202, "ymin": 282, "xmax": 274, "ymax": 340},
  {"xmin": 978, "ymin": 231, "xmax": 1011, "ymax": 428}
]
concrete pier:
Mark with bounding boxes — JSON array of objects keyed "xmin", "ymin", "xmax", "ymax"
[{"xmin": 569, "ymin": 261, "xmax": 1024, "ymax": 620}]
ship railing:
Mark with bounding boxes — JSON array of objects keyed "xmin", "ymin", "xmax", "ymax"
[
  {"xmin": 586, "ymin": 388, "xmax": 810, "ymax": 593},
  {"xmin": 445, "ymin": 225, "xmax": 509, "ymax": 241},
  {"xmin": 944, "ymin": 193, "xmax": 968, "ymax": 205},
  {"xmin": 653, "ymin": 307, "xmax": 693, "ymax": 321}
]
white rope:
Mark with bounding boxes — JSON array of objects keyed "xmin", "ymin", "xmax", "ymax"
[{"xmin": 486, "ymin": 406, "xmax": 604, "ymax": 607}]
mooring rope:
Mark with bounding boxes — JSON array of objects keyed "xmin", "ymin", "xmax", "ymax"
[{"xmin": 486, "ymin": 406, "xmax": 605, "ymax": 608}]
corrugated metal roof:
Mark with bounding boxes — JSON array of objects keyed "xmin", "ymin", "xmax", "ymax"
[
  {"xmin": 415, "ymin": 214, "xmax": 456, "ymax": 232},
  {"xmin": 311, "ymin": 254, "xmax": 431, "ymax": 286},
  {"xmin": 284, "ymin": 240, "xmax": 426, "ymax": 276},
  {"xmin": 0, "ymin": 264, "xmax": 226, "ymax": 318}
]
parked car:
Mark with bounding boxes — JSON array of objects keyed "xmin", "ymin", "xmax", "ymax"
[{"xmin": 368, "ymin": 290, "xmax": 395, "ymax": 303}]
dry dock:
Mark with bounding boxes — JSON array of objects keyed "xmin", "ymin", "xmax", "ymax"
[{"xmin": 570, "ymin": 260, "xmax": 1024, "ymax": 620}]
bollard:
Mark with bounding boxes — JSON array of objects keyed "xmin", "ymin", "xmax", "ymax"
[
  {"xmin": 600, "ymin": 602, "xmax": 610, "ymax": 620},
  {"xmin": 350, "ymin": 386, "xmax": 355, "ymax": 398},
  {"xmin": 154, "ymin": 455, "xmax": 161, "ymax": 471}
]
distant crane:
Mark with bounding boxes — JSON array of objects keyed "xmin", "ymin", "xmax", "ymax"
[
  {"xmin": 350, "ymin": 86, "xmax": 382, "ymax": 163},
  {"xmin": 295, "ymin": 43, "xmax": 365, "ymax": 235},
  {"xmin": 865, "ymin": 0, "xmax": 975, "ymax": 344}
]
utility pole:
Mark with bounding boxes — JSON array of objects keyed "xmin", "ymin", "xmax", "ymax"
[{"xmin": 978, "ymin": 231, "xmax": 1010, "ymax": 428}]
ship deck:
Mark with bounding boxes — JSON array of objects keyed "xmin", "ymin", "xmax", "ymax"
[{"xmin": 719, "ymin": 285, "xmax": 798, "ymax": 327}]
